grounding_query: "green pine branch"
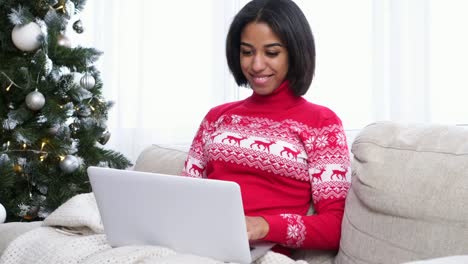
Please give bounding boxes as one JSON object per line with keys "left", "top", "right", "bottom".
{"left": 1, "top": 0, "right": 132, "bottom": 222}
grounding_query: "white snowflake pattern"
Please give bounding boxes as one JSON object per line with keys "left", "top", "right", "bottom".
{"left": 304, "top": 136, "right": 315, "bottom": 149}
{"left": 287, "top": 224, "right": 300, "bottom": 240}
{"left": 315, "top": 135, "right": 329, "bottom": 148}
{"left": 281, "top": 214, "right": 306, "bottom": 248}
{"left": 336, "top": 132, "right": 346, "bottom": 146}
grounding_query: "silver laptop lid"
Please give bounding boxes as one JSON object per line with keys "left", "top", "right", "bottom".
{"left": 87, "top": 166, "right": 252, "bottom": 264}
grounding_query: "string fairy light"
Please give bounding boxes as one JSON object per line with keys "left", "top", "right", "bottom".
{"left": 6, "top": 82, "right": 13, "bottom": 92}
{"left": 5, "top": 140, "right": 51, "bottom": 163}
{"left": 1, "top": 72, "right": 23, "bottom": 91}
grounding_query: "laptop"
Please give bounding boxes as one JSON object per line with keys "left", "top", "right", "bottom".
{"left": 87, "top": 166, "right": 274, "bottom": 264}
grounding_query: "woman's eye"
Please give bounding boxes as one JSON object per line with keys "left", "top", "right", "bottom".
{"left": 241, "top": 50, "right": 253, "bottom": 56}
{"left": 266, "top": 51, "right": 279, "bottom": 57}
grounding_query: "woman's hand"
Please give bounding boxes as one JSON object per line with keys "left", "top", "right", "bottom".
{"left": 245, "top": 216, "right": 269, "bottom": 241}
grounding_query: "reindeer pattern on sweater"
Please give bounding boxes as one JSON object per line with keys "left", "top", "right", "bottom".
{"left": 182, "top": 82, "right": 351, "bottom": 250}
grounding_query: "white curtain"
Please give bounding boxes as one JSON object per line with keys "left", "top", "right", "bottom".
{"left": 71, "top": 0, "right": 468, "bottom": 163}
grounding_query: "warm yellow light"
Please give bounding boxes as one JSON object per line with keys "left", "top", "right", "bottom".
{"left": 41, "top": 142, "right": 46, "bottom": 151}
{"left": 59, "top": 155, "right": 65, "bottom": 161}
{"left": 13, "top": 164, "right": 22, "bottom": 173}
{"left": 40, "top": 155, "right": 45, "bottom": 162}
{"left": 6, "top": 82, "right": 12, "bottom": 92}
{"left": 90, "top": 105, "right": 95, "bottom": 111}
{"left": 22, "top": 143, "right": 26, "bottom": 149}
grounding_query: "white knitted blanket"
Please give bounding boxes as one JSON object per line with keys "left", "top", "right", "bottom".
{"left": 0, "top": 193, "right": 308, "bottom": 264}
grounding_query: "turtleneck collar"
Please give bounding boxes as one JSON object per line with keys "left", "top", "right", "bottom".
{"left": 243, "top": 81, "right": 304, "bottom": 111}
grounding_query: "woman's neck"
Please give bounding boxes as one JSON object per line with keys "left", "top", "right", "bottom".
{"left": 244, "top": 81, "right": 303, "bottom": 111}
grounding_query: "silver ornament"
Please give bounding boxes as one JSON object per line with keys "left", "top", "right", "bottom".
{"left": 59, "top": 155, "right": 79, "bottom": 173}
{"left": 98, "top": 130, "right": 111, "bottom": 145}
{"left": 72, "top": 20, "right": 84, "bottom": 34}
{"left": 57, "top": 34, "right": 72, "bottom": 48}
{"left": 25, "top": 91, "right": 46, "bottom": 111}
{"left": 80, "top": 74, "right": 95, "bottom": 90}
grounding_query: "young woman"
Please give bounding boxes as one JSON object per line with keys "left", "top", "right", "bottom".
{"left": 182, "top": 0, "right": 351, "bottom": 255}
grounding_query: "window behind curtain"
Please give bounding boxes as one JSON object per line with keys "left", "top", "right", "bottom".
{"left": 75, "top": 0, "right": 468, "bottom": 162}
{"left": 239, "top": 0, "right": 468, "bottom": 128}
{"left": 429, "top": 0, "right": 468, "bottom": 125}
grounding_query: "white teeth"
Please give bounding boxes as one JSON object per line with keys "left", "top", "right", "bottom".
{"left": 252, "top": 75, "right": 271, "bottom": 85}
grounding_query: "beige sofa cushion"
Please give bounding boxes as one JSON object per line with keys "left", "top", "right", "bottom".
{"left": 134, "top": 144, "right": 188, "bottom": 175}
{"left": 335, "top": 122, "right": 468, "bottom": 264}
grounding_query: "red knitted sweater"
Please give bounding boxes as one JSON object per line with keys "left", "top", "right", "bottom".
{"left": 182, "top": 81, "right": 351, "bottom": 250}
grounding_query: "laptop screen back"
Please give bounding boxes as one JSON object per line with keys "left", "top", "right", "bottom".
{"left": 87, "top": 166, "right": 252, "bottom": 264}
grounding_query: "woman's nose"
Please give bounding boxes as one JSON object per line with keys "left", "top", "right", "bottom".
{"left": 251, "top": 55, "right": 266, "bottom": 72}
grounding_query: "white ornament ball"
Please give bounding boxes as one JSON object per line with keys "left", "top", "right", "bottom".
{"left": 11, "top": 22, "right": 42, "bottom": 52}
{"left": 60, "top": 155, "right": 80, "bottom": 174}
{"left": 80, "top": 74, "right": 95, "bottom": 90}
{"left": 25, "top": 91, "right": 46, "bottom": 111}
{"left": 0, "top": 203, "right": 6, "bottom": 223}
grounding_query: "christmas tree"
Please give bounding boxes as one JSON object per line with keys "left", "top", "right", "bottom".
{"left": 0, "top": 0, "right": 132, "bottom": 222}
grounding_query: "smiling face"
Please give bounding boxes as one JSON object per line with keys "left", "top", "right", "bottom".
{"left": 240, "top": 22, "right": 289, "bottom": 96}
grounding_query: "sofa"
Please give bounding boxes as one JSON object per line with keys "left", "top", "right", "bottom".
{"left": 1, "top": 121, "right": 468, "bottom": 263}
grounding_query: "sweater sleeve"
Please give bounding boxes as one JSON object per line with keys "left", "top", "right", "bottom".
{"left": 181, "top": 116, "right": 211, "bottom": 178}
{"left": 261, "top": 114, "right": 351, "bottom": 250}
{"left": 181, "top": 101, "right": 241, "bottom": 177}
